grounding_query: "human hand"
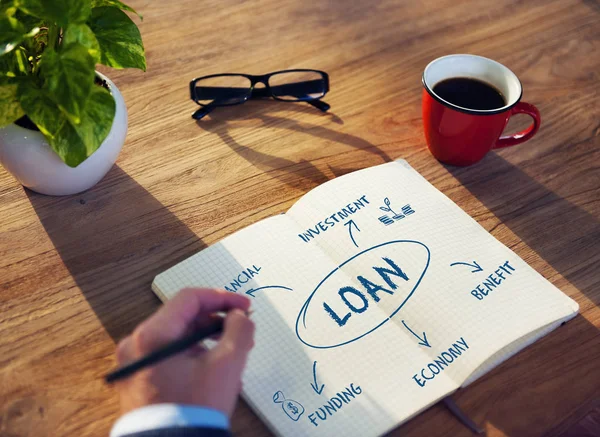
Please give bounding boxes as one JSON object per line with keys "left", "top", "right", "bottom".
{"left": 114, "top": 288, "right": 254, "bottom": 417}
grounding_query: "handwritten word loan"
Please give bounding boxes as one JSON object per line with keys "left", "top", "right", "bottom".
{"left": 323, "top": 257, "right": 408, "bottom": 327}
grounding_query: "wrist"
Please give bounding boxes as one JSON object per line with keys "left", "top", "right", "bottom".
{"left": 111, "top": 404, "right": 230, "bottom": 437}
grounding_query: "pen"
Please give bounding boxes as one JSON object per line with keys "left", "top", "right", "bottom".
{"left": 104, "top": 319, "right": 224, "bottom": 384}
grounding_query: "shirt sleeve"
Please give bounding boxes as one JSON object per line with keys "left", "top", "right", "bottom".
{"left": 110, "top": 404, "right": 229, "bottom": 437}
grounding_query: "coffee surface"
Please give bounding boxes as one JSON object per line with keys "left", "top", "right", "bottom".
{"left": 433, "top": 77, "right": 506, "bottom": 110}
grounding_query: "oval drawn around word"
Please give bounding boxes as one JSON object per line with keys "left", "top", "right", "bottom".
{"left": 296, "top": 240, "right": 430, "bottom": 349}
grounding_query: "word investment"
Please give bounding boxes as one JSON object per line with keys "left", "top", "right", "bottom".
{"left": 298, "top": 195, "right": 370, "bottom": 243}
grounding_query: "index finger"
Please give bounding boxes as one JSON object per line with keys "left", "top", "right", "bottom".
{"left": 134, "top": 288, "right": 250, "bottom": 352}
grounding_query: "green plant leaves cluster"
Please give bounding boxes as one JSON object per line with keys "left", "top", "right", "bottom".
{"left": 0, "top": 0, "right": 145, "bottom": 167}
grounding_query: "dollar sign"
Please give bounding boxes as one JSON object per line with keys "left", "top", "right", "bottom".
{"left": 287, "top": 402, "right": 298, "bottom": 415}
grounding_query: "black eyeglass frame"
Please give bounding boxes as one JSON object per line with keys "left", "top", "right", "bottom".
{"left": 189, "top": 69, "right": 330, "bottom": 119}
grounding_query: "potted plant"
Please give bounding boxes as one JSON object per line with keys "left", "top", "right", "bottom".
{"left": 0, "top": 0, "right": 145, "bottom": 195}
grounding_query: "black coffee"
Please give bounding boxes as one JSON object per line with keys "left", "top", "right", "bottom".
{"left": 432, "top": 77, "right": 506, "bottom": 110}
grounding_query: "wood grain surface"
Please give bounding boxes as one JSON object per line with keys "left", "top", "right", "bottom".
{"left": 1, "top": 0, "right": 599, "bottom": 436}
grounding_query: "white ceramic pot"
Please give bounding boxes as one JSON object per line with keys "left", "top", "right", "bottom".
{"left": 0, "top": 72, "right": 127, "bottom": 196}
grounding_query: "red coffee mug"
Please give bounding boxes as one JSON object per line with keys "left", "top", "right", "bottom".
{"left": 422, "top": 54, "right": 541, "bottom": 166}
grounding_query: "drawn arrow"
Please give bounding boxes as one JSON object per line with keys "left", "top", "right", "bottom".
{"left": 310, "top": 361, "right": 325, "bottom": 395}
{"left": 449, "top": 261, "right": 483, "bottom": 273}
{"left": 246, "top": 286, "right": 293, "bottom": 297}
{"left": 344, "top": 219, "right": 361, "bottom": 248}
{"left": 402, "top": 320, "right": 431, "bottom": 348}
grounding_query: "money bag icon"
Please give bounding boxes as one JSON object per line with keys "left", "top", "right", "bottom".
{"left": 273, "top": 390, "right": 304, "bottom": 421}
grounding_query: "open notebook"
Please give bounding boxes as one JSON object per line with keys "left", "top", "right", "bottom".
{"left": 152, "top": 160, "right": 578, "bottom": 436}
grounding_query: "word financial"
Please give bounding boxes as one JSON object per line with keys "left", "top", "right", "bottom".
{"left": 223, "top": 265, "right": 262, "bottom": 293}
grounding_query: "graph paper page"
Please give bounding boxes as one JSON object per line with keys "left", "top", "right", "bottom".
{"left": 153, "top": 213, "right": 452, "bottom": 437}
{"left": 286, "top": 160, "right": 578, "bottom": 390}
{"left": 152, "top": 160, "right": 578, "bottom": 436}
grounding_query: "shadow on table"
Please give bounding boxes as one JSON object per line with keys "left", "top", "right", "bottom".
{"left": 445, "top": 151, "right": 600, "bottom": 433}
{"left": 26, "top": 165, "right": 344, "bottom": 431}
{"left": 582, "top": 0, "right": 600, "bottom": 14}
{"left": 446, "top": 152, "right": 600, "bottom": 307}
{"left": 195, "top": 100, "right": 391, "bottom": 191}
{"left": 26, "top": 165, "right": 211, "bottom": 341}
{"left": 399, "top": 153, "right": 600, "bottom": 436}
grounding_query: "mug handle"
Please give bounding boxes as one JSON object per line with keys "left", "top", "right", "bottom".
{"left": 493, "top": 102, "right": 541, "bottom": 149}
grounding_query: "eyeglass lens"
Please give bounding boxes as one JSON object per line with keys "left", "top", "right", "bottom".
{"left": 268, "top": 71, "right": 326, "bottom": 101}
{"left": 194, "top": 75, "right": 252, "bottom": 106}
{"left": 194, "top": 71, "right": 326, "bottom": 106}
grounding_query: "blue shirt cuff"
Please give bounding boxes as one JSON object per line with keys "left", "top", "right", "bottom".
{"left": 110, "top": 404, "right": 229, "bottom": 437}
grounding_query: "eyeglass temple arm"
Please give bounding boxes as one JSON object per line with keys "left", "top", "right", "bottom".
{"left": 256, "top": 81, "right": 329, "bottom": 111}
{"left": 258, "top": 80, "right": 327, "bottom": 97}
{"left": 193, "top": 80, "right": 326, "bottom": 101}
{"left": 250, "top": 88, "right": 331, "bottom": 112}
{"left": 254, "top": 82, "right": 330, "bottom": 111}
{"left": 192, "top": 105, "right": 215, "bottom": 120}
{"left": 191, "top": 100, "right": 327, "bottom": 120}
{"left": 247, "top": 86, "right": 329, "bottom": 111}
{"left": 307, "top": 99, "right": 330, "bottom": 112}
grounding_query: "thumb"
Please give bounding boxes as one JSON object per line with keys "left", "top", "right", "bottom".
{"left": 215, "top": 309, "right": 255, "bottom": 359}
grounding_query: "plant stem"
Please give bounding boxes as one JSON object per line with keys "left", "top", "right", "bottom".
{"left": 48, "top": 24, "right": 60, "bottom": 50}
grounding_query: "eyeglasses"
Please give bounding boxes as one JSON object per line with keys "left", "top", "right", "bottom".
{"left": 189, "top": 69, "right": 330, "bottom": 120}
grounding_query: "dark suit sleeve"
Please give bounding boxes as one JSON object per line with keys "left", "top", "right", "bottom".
{"left": 121, "top": 427, "right": 231, "bottom": 437}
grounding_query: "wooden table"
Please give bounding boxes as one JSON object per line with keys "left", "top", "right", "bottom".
{"left": 1, "top": 0, "right": 599, "bottom": 435}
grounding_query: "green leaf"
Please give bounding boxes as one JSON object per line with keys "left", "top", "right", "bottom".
{"left": 0, "top": 46, "right": 29, "bottom": 76}
{"left": 0, "top": 14, "right": 39, "bottom": 56}
{"left": 63, "top": 23, "right": 100, "bottom": 63}
{"left": 13, "top": 6, "right": 43, "bottom": 27}
{"left": 40, "top": 44, "right": 95, "bottom": 123}
{"left": 0, "top": 1, "right": 17, "bottom": 16}
{"left": 15, "top": 0, "right": 90, "bottom": 26}
{"left": 19, "top": 81, "right": 116, "bottom": 167}
{"left": 67, "top": 85, "right": 115, "bottom": 159}
{"left": 17, "top": 80, "right": 66, "bottom": 139}
{"left": 53, "top": 86, "right": 115, "bottom": 166}
{"left": 91, "top": 0, "right": 142, "bottom": 20}
{"left": 88, "top": 7, "right": 145, "bottom": 71}
{"left": 0, "top": 82, "right": 24, "bottom": 126}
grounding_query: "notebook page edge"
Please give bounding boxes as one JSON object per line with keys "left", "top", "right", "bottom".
{"left": 285, "top": 161, "right": 408, "bottom": 219}
{"left": 151, "top": 214, "right": 294, "bottom": 300}
{"left": 460, "top": 310, "right": 578, "bottom": 387}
